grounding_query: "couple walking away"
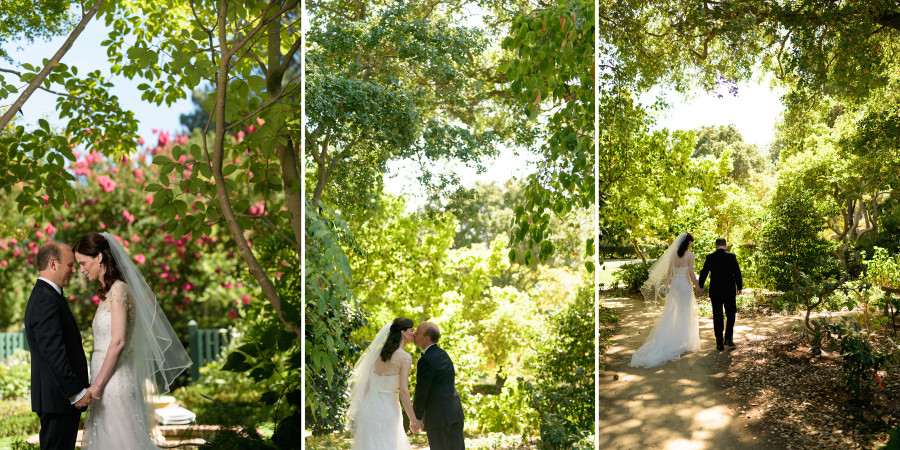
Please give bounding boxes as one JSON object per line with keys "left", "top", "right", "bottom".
{"left": 24, "top": 232, "right": 192, "bottom": 449}
{"left": 630, "top": 233, "right": 743, "bottom": 368}
{"left": 348, "top": 318, "right": 465, "bottom": 450}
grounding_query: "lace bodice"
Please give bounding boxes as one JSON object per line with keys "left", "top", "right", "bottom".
{"left": 370, "top": 349, "right": 411, "bottom": 394}
{"left": 92, "top": 281, "right": 136, "bottom": 357}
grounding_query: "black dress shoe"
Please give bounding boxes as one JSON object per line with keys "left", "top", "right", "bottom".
{"left": 716, "top": 344, "right": 725, "bottom": 351}
{"left": 725, "top": 341, "right": 736, "bottom": 347}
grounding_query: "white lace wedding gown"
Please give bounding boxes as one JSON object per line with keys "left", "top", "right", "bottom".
{"left": 630, "top": 265, "right": 701, "bottom": 368}
{"left": 351, "top": 348, "right": 412, "bottom": 450}
{"left": 82, "top": 280, "right": 158, "bottom": 449}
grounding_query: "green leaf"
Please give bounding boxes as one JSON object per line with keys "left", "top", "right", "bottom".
{"left": 221, "top": 351, "right": 251, "bottom": 372}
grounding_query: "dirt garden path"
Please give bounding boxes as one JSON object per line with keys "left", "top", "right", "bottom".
{"left": 598, "top": 294, "right": 803, "bottom": 450}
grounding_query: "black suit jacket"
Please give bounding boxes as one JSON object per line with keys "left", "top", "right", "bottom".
{"left": 24, "top": 279, "right": 89, "bottom": 414}
{"left": 413, "top": 345, "right": 465, "bottom": 431}
{"left": 699, "top": 248, "right": 743, "bottom": 299}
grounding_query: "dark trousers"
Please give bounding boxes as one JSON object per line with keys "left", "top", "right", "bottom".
{"left": 37, "top": 411, "right": 81, "bottom": 450}
{"left": 426, "top": 420, "right": 465, "bottom": 450}
{"left": 712, "top": 296, "right": 737, "bottom": 345}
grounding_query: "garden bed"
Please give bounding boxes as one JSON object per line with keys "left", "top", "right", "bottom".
{"left": 714, "top": 329, "right": 900, "bottom": 449}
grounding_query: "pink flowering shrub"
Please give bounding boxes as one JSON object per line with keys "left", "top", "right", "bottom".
{"left": 0, "top": 129, "right": 257, "bottom": 331}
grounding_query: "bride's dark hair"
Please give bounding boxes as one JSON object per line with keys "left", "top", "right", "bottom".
{"left": 677, "top": 233, "right": 694, "bottom": 258}
{"left": 73, "top": 232, "right": 124, "bottom": 300}
{"left": 380, "top": 317, "right": 414, "bottom": 362}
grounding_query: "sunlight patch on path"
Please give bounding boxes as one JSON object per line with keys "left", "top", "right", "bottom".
{"left": 599, "top": 294, "right": 776, "bottom": 450}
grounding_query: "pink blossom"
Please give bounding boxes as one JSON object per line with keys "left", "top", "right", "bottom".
{"left": 35, "top": 231, "right": 45, "bottom": 240}
{"left": 1, "top": 260, "right": 7, "bottom": 267}
{"left": 144, "top": 194, "right": 154, "bottom": 205}
{"left": 68, "top": 295, "right": 75, "bottom": 303}
{"left": 134, "top": 254, "right": 145, "bottom": 264}
{"left": 132, "top": 233, "right": 141, "bottom": 242}
{"left": 182, "top": 283, "right": 194, "bottom": 292}
{"left": 27, "top": 257, "right": 34, "bottom": 265}
{"left": 183, "top": 297, "right": 190, "bottom": 305}
{"left": 228, "top": 310, "right": 238, "bottom": 320}
{"left": 215, "top": 267, "right": 222, "bottom": 275}
{"left": 91, "top": 295, "right": 101, "bottom": 306}
{"left": 276, "top": 272, "right": 282, "bottom": 279}
{"left": 0, "top": 241, "right": 7, "bottom": 251}
{"left": 248, "top": 200, "right": 265, "bottom": 216}
{"left": 158, "top": 131, "right": 169, "bottom": 147}
{"left": 42, "top": 195, "right": 50, "bottom": 207}
{"left": 123, "top": 209, "right": 135, "bottom": 224}
{"left": 100, "top": 222, "right": 106, "bottom": 230}
{"left": 177, "top": 154, "right": 186, "bottom": 164}
{"left": 73, "top": 160, "right": 90, "bottom": 176}
{"left": 13, "top": 249, "right": 21, "bottom": 258}
{"left": 97, "top": 175, "right": 116, "bottom": 193}
{"left": 152, "top": 128, "right": 158, "bottom": 134}
{"left": 194, "top": 253, "right": 201, "bottom": 259}
{"left": 236, "top": 283, "right": 243, "bottom": 288}
{"left": 9, "top": 238, "right": 16, "bottom": 245}
{"left": 113, "top": 234, "right": 122, "bottom": 243}
{"left": 86, "top": 151, "right": 103, "bottom": 166}
{"left": 257, "top": 117, "right": 265, "bottom": 126}
{"left": 241, "top": 295, "right": 251, "bottom": 305}
{"left": 44, "top": 223, "right": 56, "bottom": 236}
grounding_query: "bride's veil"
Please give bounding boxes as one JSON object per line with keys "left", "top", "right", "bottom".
{"left": 640, "top": 233, "right": 688, "bottom": 303}
{"left": 346, "top": 322, "right": 391, "bottom": 430}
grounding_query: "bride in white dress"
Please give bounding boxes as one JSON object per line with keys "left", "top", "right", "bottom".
{"left": 347, "top": 317, "right": 423, "bottom": 449}
{"left": 630, "top": 233, "right": 704, "bottom": 368}
{"left": 73, "top": 232, "right": 192, "bottom": 448}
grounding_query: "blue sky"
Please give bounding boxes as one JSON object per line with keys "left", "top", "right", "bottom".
{"left": 3, "top": 17, "right": 194, "bottom": 149}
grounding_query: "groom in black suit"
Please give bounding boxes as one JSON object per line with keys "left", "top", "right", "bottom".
{"left": 699, "top": 238, "right": 743, "bottom": 351}
{"left": 412, "top": 322, "right": 465, "bottom": 450}
{"left": 24, "top": 242, "right": 96, "bottom": 449}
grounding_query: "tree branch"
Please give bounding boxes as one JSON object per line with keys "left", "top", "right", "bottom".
{"left": 0, "top": 0, "right": 103, "bottom": 131}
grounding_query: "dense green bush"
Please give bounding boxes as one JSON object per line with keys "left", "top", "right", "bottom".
{"left": 612, "top": 262, "right": 652, "bottom": 293}
{"left": 0, "top": 350, "right": 31, "bottom": 400}
{"left": 467, "top": 377, "right": 538, "bottom": 435}
{"left": 525, "top": 286, "right": 593, "bottom": 449}
{"left": 760, "top": 193, "right": 839, "bottom": 291}
{"left": 0, "top": 397, "right": 39, "bottom": 443}
{"left": 827, "top": 318, "right": 900, "bottom": 398}
{"left": 598, "top": 244, "right": 636, "bottom": 259}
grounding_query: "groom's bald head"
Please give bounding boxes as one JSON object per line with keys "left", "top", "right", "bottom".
{"left": 415, "top": 322, "right": 440, "bottom": 349}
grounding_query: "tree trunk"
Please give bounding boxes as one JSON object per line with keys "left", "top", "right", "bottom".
{"left": 264, "top": 14, "right": 302, "bottom": 253}
{"left": 211, "top": 0, "right": 299, "bottom": 341}
{"left": 631, "top": 238, "right": 646, "bottom": 263}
